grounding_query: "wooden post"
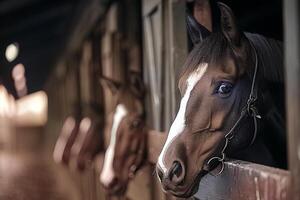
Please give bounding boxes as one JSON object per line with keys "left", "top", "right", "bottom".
{"left": 284, "top": 0, "right": 300, "bottom": 199}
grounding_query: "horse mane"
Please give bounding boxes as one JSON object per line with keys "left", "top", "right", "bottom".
{"left": 246, "top": 33, "right": 286, "bottom": 169}
{"left": 245, "top": 33, "right": 283, "bottom": 83}
{"left": 179, "top": 33, "right": 231, "bottom": 92}
{"left": 179, "top": 32, "right": 283, "bottom": 93}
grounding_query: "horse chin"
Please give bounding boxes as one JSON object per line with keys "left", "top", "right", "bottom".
{"left": 106, "top": 181, "right": 128, "bottom": 196}
{"left": 166, "top": 170, "right": 207, "bottom": 198}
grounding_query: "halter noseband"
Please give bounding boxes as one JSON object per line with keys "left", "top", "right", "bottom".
{"left": 206, "top": 41, "right": 261, "bottom": 175}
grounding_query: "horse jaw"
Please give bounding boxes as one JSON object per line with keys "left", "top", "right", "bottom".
{"left": 157, "top": 63, "right": 208, "bottom": 174}
{"left": 100, "top": 104, "right": 128, "bottom": 187}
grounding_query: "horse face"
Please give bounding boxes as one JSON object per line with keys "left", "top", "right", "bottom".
{"left": 100, "top": 75, "right": 146, "bottom": 195}
{"left": 156, "top": 3, "right": 254, "bottom": 197}
{"left": 157, "top": 59, "right": 253, "bottom": 196}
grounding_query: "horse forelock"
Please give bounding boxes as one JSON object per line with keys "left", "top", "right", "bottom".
{"left": 179, "top": 33, "right": 235, "bottom": 94}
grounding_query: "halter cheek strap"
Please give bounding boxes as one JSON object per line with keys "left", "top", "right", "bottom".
{"left": 206, "top": 41, "right": 261, "bottom": 175}
{"left": 128, "top": 127, "right": 147, "bottom": 178}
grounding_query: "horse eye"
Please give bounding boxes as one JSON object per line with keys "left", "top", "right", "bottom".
{"left": 216, "top": 82, "right": 233, "bottom": 97}
{"left": 130, "top": 119, "right": 141, "bottom": 129}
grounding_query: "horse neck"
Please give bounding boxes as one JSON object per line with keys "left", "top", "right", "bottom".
{"left": 246, "top": 32, "right": 283, "bottom": 83}
{"left": 255, "top": 38, "right": 286, "bottom": 168}
{"left": 230, "top": 135, "right": 277, "bottom": 167}
{"left": 258, "top": 83, "right": 287, "bottom": 169}
{"left": 229, "top": 34, "right": 286, "bottom": 168}
{"left": 230, "top": 83, "right": 286, "bottom": 169}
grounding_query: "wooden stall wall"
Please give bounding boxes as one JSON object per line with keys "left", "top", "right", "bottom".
{"left": 44, "top": 53, "right": 86, "bottom": 200}
{"left": 45, "top": 0, "right": 183, "bottom": 198}
{"left": 195, "top": 160, "right": 290, "bottom": 200}
{"left": 142, "top": 0, "right": 188, "bottom": 199}
{"left": 284, "top": 0, "right": 300, "bottom": 199}
{"left": 45, "top": 33, "right": 107, "bottom": 200}
{"left": 142, "top": 0, "right": 187, "bottom": 131}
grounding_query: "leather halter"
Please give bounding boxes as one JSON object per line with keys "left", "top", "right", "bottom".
{"left": 128, "top": 130, "right": 147, "bottom": 178}
{"left": 206, "top": 40, "right": 261, "bottom": 175}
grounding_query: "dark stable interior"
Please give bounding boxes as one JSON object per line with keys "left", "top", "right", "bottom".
{"left": 0, "top": 0, "right": 282, "bottom": 97}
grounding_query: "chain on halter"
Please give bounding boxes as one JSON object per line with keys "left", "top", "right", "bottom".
{"left": 206, "top": 41, "right": 262, "bottom": 176}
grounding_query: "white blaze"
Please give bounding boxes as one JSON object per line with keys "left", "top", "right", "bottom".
{"left": 157, "top": 63, "right": 208, "bottom": 173}
{"left": 100, "top": 104, "right": 128, "bottom": 186}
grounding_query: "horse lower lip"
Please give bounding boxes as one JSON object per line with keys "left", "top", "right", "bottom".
{"left": 169, "top": 181, "right": 200, "bottom": 198}
{"left": 108, "top": 183, "right": 127, "bottom": 195}
{"left": 166, "top": 171, "right": 205, "bottom": 198}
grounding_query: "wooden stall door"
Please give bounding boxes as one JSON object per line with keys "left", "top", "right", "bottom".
{"left": 142, "top": 0, "right": 187, "bottom": 144}
{"left": 143, "top": 0, "right": 164, "bottom": 131}
{"left": 142, "top": 0, "right": 188, "bottom": 199}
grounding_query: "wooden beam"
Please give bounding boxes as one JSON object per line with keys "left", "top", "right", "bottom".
{"left": 195, "top": 160, "right": 291, "bottom": 200}
{"left": 284, "top": 0, "right": 300, "bottom": 199}
{"left": 147, "top": 130, "right": 167, "bottom": 164}
{"left": 56, "top": 0, "right": 113, "bottom": 68}
{"left": 62, "top": 0, "right": 104, "bottom": 57}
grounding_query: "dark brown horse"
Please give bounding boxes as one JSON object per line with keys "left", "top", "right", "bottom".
{"left": 99, "top": 73, "right": 147, "bottom": 196}
{"left": 156, "top": 2, "right": 285, "bottom": 198}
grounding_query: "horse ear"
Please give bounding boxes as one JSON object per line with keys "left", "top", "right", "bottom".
{"left": 218, "top": 2, "right": 241, "bottom": 46}
{"left": 99, "top": 77, "right": 121, "bottom": 95}
{"left": 186, "top": 11, "right": 211, "bottom": 46}
{"left": 129, "top": 72, "right": 145, "bottom": 99}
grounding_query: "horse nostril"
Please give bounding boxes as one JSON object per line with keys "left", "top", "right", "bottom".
{"left": 169, "top": 160, "right": 185, "bottom": 184}
{"left": 156, "top": 166, "right": 164, "bottom": 182}
{"left": 173, "top": 161, "right": 182, "bottom": 177}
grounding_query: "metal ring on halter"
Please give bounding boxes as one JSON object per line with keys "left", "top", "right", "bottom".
{"left": 207, "top": 156, "right": 225, "bottom": 176}
{"left": 206, "top": 137, "right": 227, "bottom": 176}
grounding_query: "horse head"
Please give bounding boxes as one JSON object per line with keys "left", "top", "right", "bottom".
{"left": 156, "top": 3, "right": 261, "bottom": 197}
{"left": 100, "top": 73, "right": 147, "bottom": 195}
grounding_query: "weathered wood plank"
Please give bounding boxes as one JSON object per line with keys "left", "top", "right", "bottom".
{"left": 195, "top": 160, "right": 291, "bottom": 200}
{"left": 284, "top": 0, "right": 300, "bottom": 199}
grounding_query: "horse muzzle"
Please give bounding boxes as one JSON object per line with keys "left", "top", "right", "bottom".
{"left": 156, "top": 162, "right": 206, "bottom": 198}
{"left": 156, "top": 159, "right": 186, "bottom": 188}
{"left": 101, "top": 175, "right": 127, "bottom": 195}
